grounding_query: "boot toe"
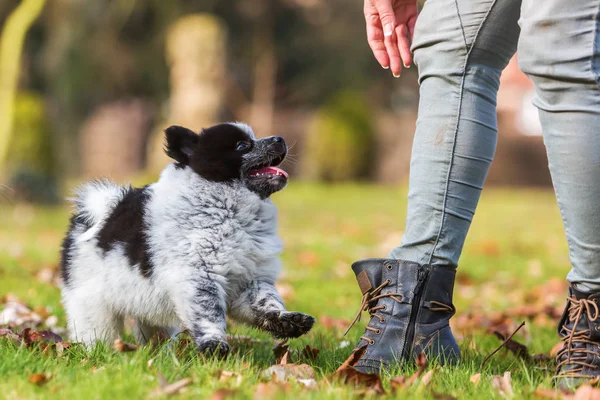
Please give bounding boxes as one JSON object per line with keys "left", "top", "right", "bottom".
{"left": 354, "top": 359, "right": 386, "bottom": 374}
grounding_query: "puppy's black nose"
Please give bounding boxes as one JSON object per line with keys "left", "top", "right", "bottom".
{"left": 270, "top": 136, "right": 286, "bottom": 153}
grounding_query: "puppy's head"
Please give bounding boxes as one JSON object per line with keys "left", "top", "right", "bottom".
{"left": 164, "top": 123, "right": 288, "bottom": 198}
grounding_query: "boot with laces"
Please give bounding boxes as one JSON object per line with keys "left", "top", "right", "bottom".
{"left": 554, "top": 286, "right": 600, "bottom": 389}
{"left": 344, "top": 258, "right": 460, "bottom": 373}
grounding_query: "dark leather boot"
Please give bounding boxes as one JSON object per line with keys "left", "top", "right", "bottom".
{"left": 345, "top": 258, "right": 460, "bottom": 373}
{"left": 554, "top": 286, "right": 600, "bottom": 389}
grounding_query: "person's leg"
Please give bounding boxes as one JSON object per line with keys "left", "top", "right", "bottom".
{"left": 348, "top": 0, "right": 521, "bottom": 373}
{"left": 390, "top": 0, "right": 520, "bottom": 266}
{"left": 518, "top": 0, "right": 600, "bottom": 388}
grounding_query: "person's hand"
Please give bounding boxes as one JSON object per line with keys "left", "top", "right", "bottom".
{"left": 364, "top": 0, "right": 418, "bottom": 77}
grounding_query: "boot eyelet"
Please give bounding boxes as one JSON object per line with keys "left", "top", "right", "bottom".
{"left": 369, "top": 340, "right": 375, "bottom": 345}
{"left": 375, "top": 329, "right": 381, "bottom": 334}
{"left": 385, "top": 279, "right": 391, "bottom": 285}
{"left": 596, "top": 326, "right": 600, "bottom": 331}
{"left": 381, "top": 319, "right": 386, "bottom": 323}
{"left": 386, "top": 264, "right": 393, "bottom": 270}
{"left": 382, "top": 305, "right": 387, "bottom": 311}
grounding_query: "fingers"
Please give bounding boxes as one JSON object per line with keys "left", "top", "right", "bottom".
{"left": 373, "top": 0, "right": 402, "bottom": 77}
{"left": 365, "top": 1, "right": 390, "bottom": 69}
{"left": 366, "top": 13, "right": 390, "bottom": 69}
{"left": 384, "top": 28, "right": 402, "bottom": 77}
{"left": 396, "top": 24, "right": 412, "bottom": 68}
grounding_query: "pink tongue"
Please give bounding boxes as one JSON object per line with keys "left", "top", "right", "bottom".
{"left": 249, "top": 166, "right": 289, "bottom": 178}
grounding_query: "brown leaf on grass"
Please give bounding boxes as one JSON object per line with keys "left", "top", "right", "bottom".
{"left": 333, "top": 368, "right": 385, "bottom": 394}
{"left": 262, "top": 364, "right": 315, "bottom": 382}
{"left": 55, "top": 341, "right": 70, "bottom": 355}
{"left": 253, "top": 382, "right": 291, "bottom": 400}
{"left": 150, "top": 377, "right": 192, "bottom": 397}
{"left": 302, "top": 345, "right": 320, "bottom": 362}
{"left": 335, "top": 345, "right": 368, "bottom": 372}
{"left": 420, "top": 367, "right": 440, "bottom": 387}
{"left": 491, "top": 372, "right": 514, "bottom": 399}
{"left": 19, "top": 328, "right": 63, "bottom": 348}
{"left": 215, "top": 370, "right": 243, "bottom": 386}
{"left": 534, "top": 388, "right": 570, "bottom": 399}
{"left": 572, "top": 385, "right": 600, "bottom": 400}
{"left": 0, "top": 328, "right": 20, "bottom": 343}
{"left": 273, "top": 340, "right": 289, "bottom": 364}
{"left": 330, "top": 344, "right": 385, "bottom": 394}
{"left": 113, "top": 338, "right": 138, "bottom": 352}
{"left": 29, "top": 373, "right": 50, "bottom": 386}
{"left": 493, "top": 330, "right": 530, "bottom": 360}
{"left": 403, "top": 353, "right": 428, "bottom": 388}
{"left": 210, "top": 388, "right": 238, "bottom": 400}
{"left": 469, "top": 373, "right": 481, "bottom": 386}
{"left": 389, "top": 353, "right": 429, "bottom": 393}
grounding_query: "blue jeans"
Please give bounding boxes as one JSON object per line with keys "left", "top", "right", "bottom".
{"left": 389, "top": 0, "right": 600, "bottom": 291}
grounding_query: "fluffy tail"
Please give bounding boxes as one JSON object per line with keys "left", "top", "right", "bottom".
{"left": 70, "top": 180, "right": 129, "bottom": 226}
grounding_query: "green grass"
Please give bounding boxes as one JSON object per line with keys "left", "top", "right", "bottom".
{"left": 0, "top": 183, "right": 570, "bottom": 399}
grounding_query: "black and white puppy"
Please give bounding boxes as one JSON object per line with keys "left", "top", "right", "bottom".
{"left": 60, "top": 122, "right": 315, "bottom": 355}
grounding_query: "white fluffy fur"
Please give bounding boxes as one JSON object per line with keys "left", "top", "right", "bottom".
{"left": 62, "top": 164, "right": 284, "bottom": 346}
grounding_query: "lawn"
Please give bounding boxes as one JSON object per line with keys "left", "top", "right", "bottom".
{"left": 0, "top": 182, "right": 574, "bottom": 399}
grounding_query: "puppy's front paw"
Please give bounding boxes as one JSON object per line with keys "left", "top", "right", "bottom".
{"left": 197, "top": 339, "right": 230, "bottom": 358}
{"left": 262, "top": 311, "right": 315, "bottom": 339}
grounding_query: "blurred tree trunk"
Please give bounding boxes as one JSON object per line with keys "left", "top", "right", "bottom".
{"left": 0, "top": 0, "right": 46, "bottom": 177}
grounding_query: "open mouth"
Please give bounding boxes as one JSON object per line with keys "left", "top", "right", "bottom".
{"left": 248, "top": 154, "right": 289, "bottom": 179}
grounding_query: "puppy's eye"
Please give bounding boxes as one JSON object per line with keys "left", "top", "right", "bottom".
{"left": 235, "top": 141, "right": 251, "bottom": 151}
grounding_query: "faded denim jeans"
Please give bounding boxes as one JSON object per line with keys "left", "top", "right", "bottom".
{"left": 389, "top": 0, "right": 600, "bottom": 291}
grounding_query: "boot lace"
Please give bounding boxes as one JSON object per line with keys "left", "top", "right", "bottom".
{"left": 555, "top": 296, "right": 600, "bottom": 378}
{"left": 344, "top": 279, "right": 404, "bottom": 344}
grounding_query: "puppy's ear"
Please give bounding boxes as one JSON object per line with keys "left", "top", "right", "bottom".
{"left": 164, "top": 126, "right": 198, "bottom": 164}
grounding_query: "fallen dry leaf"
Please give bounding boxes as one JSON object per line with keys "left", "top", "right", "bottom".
{"left": 150, "top": 377, "right": 192, "bottom": 397}
{"left": 113, "top": 338, "right": 138, "bottom": 352}
{"left": 420, "top": 367, "right": 440, "bottom": 387}
{"left": 331, "top": 343, "right": 384, "bottom": 394}
{"left": 302, "top": 345, "right": 320, "bottom": 362}
{"left": 491, "top": 372, "right": 514, "bottom": 399}
{"left": 335, "top": 345, "right": 367, "bottom": 372}
{"left": 333, "top": 367, "right": 385, "bottom": 394}
{"left": 273, "top": 340, "right": 289, "bottom": 364}
{"left": 573, "top": 385, "right": 600, "bottom": 400}
{"left": 215, "top": 370, "right": 243, "bottom": 386}
{"left": 0, "top": 328, "right": 20, "bottom": 343}
{"left": 253, "top": 382, "right": 291, "bottom": 400}
{"left": 262, "top": 364, "right": 315, "bottom": 382}
{"left": 469, "top": 373, "right": 481, "bottom": 386}
{"left": 534, "top": 388, "right": 569, "bottom": 399}
{"left": 54, "top": 341, "right": 70, "bottom": 355}
{"left": 209, "top": 388, "right": 238, "bottom": 400}
{"left": 28, "top": 373, "right": 50, "bottom": 386}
